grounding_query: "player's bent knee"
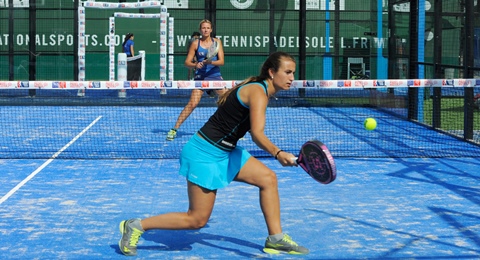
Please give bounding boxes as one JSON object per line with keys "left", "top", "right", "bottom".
{"left": 258, "top": 170, "right": 278, "bottom": 189}
{"left": 188, "top": 217, "right": 209, "bottom": 229}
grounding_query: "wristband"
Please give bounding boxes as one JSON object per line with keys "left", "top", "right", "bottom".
{"left": 274, "top": 150, "right": 283, "bottom": 160}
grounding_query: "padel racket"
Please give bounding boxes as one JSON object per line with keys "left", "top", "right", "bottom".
{"left": 296, "top": 140, "right": 336, "bottom": 184}
{"left": 204, "top": 39, "right": 219, "bottom": 62}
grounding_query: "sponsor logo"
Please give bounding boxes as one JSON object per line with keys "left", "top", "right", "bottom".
{"left": 221, "top": 140, "right": 235, "bottom": 147}
{"left": 456, "top": 79, "right": 470, "bottom": 87}
{"left": 213, "top": 81, "right": 228, "bottom": 88}
{"left": 70, "top": 82, "right": 86, "bottom": 89}
{"left": 52, "top": 81, "right": 66, "bottom": 88}
{"left": 373, "top": 80, "right": 386, "bottom": 86}
{"left": 177, "top": 81, "right": 192, "bottom": 89}
{"left": 442, "top": 79, "right": 454, "bottom": 86}
{"left": 18, "top": 81, "right": 29, "bottom": 88}
{"left": 407, "top": 80, "right": 421, "bottom": 86}
{"left": 0, "top": 82, "right": 15, "bottom": 88}
{"left": 305, "top": 80, "right": 315, "bottom": 87}
{"left": 106, "top": 81, "right": 122, "bottom": 89}
{"left": 354, "top": 80, "right": 368, "bottom": 87}
{"left": 34, "top": 81, "right": 49, "bottom": 88}
{"left": 388, "top": 80, "right": 405, "bottom": 87}
{"left": 318, "top": 80, "right": 335, "bottom": 87}
{"left": 89, "top": 81, "right": 101, "bottom": 88}
{"left": 140, "top": 81, "right": 157, "bottom": 88}
{"left": 344, "top": 80, "right": 351, "bottom": 87}
{"left": 423, "top": 79, "right": 440, "bottom": 86}
{"left": 161, "top": 81, "right": 172, "bottom": 88}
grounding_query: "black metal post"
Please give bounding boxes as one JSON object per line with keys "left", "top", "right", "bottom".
{"left": 29, "top": 0, "right": 36, "bottom": 96}
{"left": 298, "top": 0, "right": 306, "bottom": 80}
{"left": 407, "top": 0, "right": 419, "bottom": 120}
{"left": 298, "top": 0, "right": 306, "bottom": 98}
{"left": 211, "top": 0, "right": 216, "bottom": 36}
{"left": 8, "top": 0, "right": 14, "bottom": 80}
{"left": 463, "top": 0, "right": 475, "bottom": 140}
{"left": 74, "top": 0, "right": 79, "bottom": 80}
{"left": 432, "top": 0, "right": 443, "bottom": 129}
{"left": 268, "top": 0, "right": 276, "bottom": 54}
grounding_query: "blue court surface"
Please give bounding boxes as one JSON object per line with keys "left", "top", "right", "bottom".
{"left": 0, "top": 100, "right": 480, "bottom": 259}
{"left": 1, "top": 156, "right": 480, "bottom": 259}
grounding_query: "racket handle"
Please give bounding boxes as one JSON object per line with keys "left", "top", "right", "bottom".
{"left": 292, "top": 157, "right": 299, "bottom": 165}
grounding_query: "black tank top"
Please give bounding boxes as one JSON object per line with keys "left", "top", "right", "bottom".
{"left": 198, "top": 81, "right": 268, "bottom": 151}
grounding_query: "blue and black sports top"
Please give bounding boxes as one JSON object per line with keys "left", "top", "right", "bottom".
{"left": 194, "top": 39, "right": 222, "bottom": 80}
{"left": 198, "top": 81, "right": 268, "bottom": 151}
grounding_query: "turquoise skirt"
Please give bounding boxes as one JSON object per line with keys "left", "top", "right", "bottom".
{"left": 179, "top": 134, "right": 251, "bottom": 190}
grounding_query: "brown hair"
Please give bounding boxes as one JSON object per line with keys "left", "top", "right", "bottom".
{"left": 217, "top": 51, "right": 295, "bottom": 105}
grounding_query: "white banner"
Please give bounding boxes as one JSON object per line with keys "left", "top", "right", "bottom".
{"left": 0, "top": 0, "right": 29, "bottom": 8}
{"left": 1, "top": 79, "right": 478, "bottom": 90}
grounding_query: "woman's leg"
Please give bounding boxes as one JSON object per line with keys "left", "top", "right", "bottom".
{"left": 234, "top": 157, "right": 281, "bottom": 235}
{"left": 173, "top": 89, "right": 204, "bottom": 129}
{"left": 141, "top": 181, "right": 217, "bottom": 230}
{"left": 233, "top": 157, "right": 309, "bottom": 255}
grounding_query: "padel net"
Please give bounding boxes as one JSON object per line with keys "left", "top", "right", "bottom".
{"left": 0, "top": 79, "right": 479, "bottom": 159}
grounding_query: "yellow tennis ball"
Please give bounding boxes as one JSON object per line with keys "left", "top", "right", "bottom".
{"left": 364, "top": 118, "right": 377, "bottom": 131}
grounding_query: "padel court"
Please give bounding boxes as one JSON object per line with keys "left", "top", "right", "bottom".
{"left": 1, "top": 89, "right": 479, "bottom": 259}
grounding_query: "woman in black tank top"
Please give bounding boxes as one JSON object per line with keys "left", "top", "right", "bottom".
{"left": 118, "top": 52, "right": 310, "bottom": 256}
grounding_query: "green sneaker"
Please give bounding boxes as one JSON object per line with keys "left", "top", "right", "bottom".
{"left": 263, "top": 234, "right": 309, "bottom": 255}
{"left": 166, "top": 128, "right": 177, "bottom": 141}
{"left": 118, "top": 219, "right": 144, "bottom": 256}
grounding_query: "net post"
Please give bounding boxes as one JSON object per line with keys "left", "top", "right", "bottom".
{"left": 168, "top": 16, "right": 175, "bottom": 81}
{"left": 117, "top": 53, "right": 127, "bottom": 81}
{"left": 78, "top": 5, "right": 86, "bottom": 81}
{"left": 159, "top": 5, "right": 168, "bottom": 95}
{"left": 117, "top": 53, "right": 127, "bottom": 98}
{"left": 139, "top": 51, "right": 146, "bottom": 81}
{"left": 108, "top": 16, "right": 116, "bottom": 81}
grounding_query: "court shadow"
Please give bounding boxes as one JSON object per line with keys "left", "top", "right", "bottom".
{"left": 144, "top": 229, "right": 264, "bottom": 256}
{"left": 430, "top": 207, "right": 480, "bottom": 248}
{"left": 111, "top": 229, "right": 265, "bottom": 258}
{"left": 387, "top": 158, "right": 480, "bottom": 206}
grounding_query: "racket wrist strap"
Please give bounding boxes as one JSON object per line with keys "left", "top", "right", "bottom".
{"left": 274, "top": 149, "right": 283, "bottom": 160}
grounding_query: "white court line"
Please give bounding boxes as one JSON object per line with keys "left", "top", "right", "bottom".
{"left": 0, "top": 116, "right": 103, "bottom": 205}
